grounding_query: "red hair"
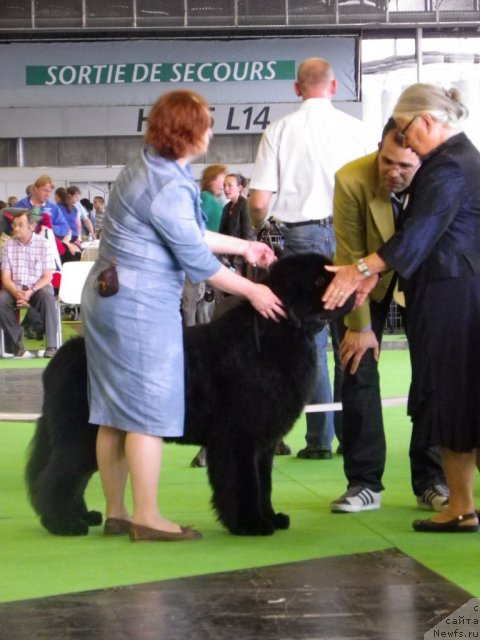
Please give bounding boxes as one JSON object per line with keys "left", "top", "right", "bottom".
{"left": 145, "top": 90, "right": 211, "bottom": 160}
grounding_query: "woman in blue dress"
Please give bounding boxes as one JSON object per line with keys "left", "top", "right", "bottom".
{"left": 81, "top": 90, "right": 284, "bottom": 542}
{"left": 322, "top": 83, "right": 480, "bottom": 533}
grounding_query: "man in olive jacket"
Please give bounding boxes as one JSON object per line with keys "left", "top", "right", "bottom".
{"left": 330, "top": 118, "right": 448, "bottom": 513}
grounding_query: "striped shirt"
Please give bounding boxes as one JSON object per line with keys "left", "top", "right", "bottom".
{"left": 1, "top": 232, "right": 54, "bottom": 289}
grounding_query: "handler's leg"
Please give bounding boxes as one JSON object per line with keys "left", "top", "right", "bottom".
{"left": 125, "top": 432, "right": 182, "bottom": 532}
{"left": 429, "top": 449, "right": 477, "bottom": 523}
{"left": 96, "top": 425, "right": 130, "bottom": 521}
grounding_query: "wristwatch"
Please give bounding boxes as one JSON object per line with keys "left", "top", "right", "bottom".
{"left": 356, "top": 258, "right": 372, "bottom": 278}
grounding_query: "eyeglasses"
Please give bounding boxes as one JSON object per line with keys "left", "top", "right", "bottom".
{"left": 396, "top": 116, "right": 417, "bottom": 143}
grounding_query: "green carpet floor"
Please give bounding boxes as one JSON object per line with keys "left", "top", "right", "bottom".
{"left": 1, "top": 347, "right": 479, "bottom": 604}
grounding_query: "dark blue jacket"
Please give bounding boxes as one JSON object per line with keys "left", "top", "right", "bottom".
{"left": 378, "top": 132, "right": 480, "bottom": 283}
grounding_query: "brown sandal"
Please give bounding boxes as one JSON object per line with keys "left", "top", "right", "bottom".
{"left": 129, "top": 523, "right": 202, "bottom": 542}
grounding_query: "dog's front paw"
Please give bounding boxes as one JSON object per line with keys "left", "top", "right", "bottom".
{"left": 229, "top": 518, "right": 276, "bottom": 536}
{"left": 41, "top": 515, "right": 89, "bottom": 536}
{"left": 274, "top": 512, "right": 290, "bottom": 530}
{"left": 84, "top": 510, "right": 103, "bottom": 526}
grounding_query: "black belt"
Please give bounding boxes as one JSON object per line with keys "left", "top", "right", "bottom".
{"left": 284, "top": 217, "right": 333, "bottom": 229}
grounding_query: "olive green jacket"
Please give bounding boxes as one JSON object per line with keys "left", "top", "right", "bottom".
{"left": 333, "top": 150, "right": 397, "bottom": 331}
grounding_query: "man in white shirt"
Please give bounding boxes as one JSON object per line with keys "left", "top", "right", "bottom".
{"left": 249, "top": 57, "right": 371, "bottom": 459}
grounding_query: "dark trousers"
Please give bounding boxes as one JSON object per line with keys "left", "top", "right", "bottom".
{"left": 340, "top": 292, "right": 445, "bottom": 495}
{"left": 0, "top": 286, "right": 58, "bottom": 349}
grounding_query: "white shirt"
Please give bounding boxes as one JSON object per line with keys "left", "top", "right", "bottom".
{"left": 249, "top": 98, "right": 372, "bottom": 223}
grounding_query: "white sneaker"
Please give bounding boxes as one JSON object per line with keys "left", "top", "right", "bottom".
{"left": 416, "top": 484, "right": 449, "bottom": 512}
{"left": 15, "top": 350, "right": 33, "bottom": 359}
{"left": 331, "top": 486, "right": 382, "bottom": 513}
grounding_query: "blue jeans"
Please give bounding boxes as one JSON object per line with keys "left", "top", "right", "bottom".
{"left": 283, "top": 223, "right": 342, "bottom": 451}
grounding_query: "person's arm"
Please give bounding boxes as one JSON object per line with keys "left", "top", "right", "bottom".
{"left": 204, "top": 230, "right": 275, "bottom": 269}
{"left": 248, "top": 189, "right": 272, "bottom": 230}
{"left": 238, "top": 198, "right": 256, "bottom": 241}
{"left": 333, "top": 167, "right": 380, "bottom": 374}
{"left": 333, "top": 169, "right": 374, "bottom": 332}
{"left": 83, "top": 215, "right": 95, "bottom": 238}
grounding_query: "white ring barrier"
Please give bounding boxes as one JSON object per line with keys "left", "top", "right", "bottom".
{"left": 305, "top": 396, "right": 408, "bottom": 412}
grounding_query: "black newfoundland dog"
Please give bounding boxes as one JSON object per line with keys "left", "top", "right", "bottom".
{"left": 26, "top": 253, "right": 353, "bottom": 536}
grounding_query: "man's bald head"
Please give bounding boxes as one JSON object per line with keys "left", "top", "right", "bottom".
{"left": 295, "top": 58, "right": 336, "bottom": 99}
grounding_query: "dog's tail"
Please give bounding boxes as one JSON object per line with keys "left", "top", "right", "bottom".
{"left": 25, "top": 416, "right": 52, "bottom": 515}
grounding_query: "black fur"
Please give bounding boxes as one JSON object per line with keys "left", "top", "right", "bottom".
{"left": 25, "top": 253, "right": 353, "bottom": 536}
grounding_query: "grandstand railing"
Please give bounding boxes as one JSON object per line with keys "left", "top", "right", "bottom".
{"left": 0, "top": 0, "right": 479, "bottom": 32}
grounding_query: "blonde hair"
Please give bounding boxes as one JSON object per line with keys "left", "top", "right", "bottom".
{"left": 34, "top": 174, "right": 55, "bottom": 189}
{"left": 393, "top": 83, "right": 468, "bottom": 126}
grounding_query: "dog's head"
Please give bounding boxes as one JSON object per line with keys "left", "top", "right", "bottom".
{"left": 264, "top": 253, "right": 355, "bottom": 330}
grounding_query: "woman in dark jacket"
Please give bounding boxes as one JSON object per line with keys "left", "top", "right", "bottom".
{"left": 219, "top": 173, "right": 255, "bottom": 274}
{"left": 323, "top": 83, "right": 480, "bottom": 533}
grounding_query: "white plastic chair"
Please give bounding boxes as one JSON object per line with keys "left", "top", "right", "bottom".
{"left": 0, "top": 328, "right": 13, "bottom": 358}
{"left": 56, "top": 261, "right": 95, "bottom": 346}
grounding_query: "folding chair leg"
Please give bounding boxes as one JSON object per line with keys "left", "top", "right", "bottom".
{"left": 56, "top": 300, "right": 63, "bottom": 348}
{"left": 0, "top": 328, "right": 13, "bottom": 358}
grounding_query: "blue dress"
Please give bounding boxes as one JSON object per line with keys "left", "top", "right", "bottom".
{"left": 81, "top": 146, "right": 221, "bottom": 436}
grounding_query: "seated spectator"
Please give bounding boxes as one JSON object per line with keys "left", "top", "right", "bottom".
{"left": 0, "top": 210, "right": 58, "bottom": 358}
{"left": 55, "top": 187, "right": 82, "bottom": 262}
{"left": 14, "top": 175, "right": 70, "bottom": 242}
{"left": 7, "top": 196, "right": 18, "bottom": 207}
{"left": 67, "top": 186, "right": 95, "bottom": 240}
{"left": 80, "top": 198, "right": 95, "bottom": 238}
{"left": 92, "top": 195, "right": 106, "bottom": 238}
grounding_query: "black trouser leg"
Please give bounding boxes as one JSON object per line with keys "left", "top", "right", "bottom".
{"left": 340, "top": 296, "right": 391, "bottom": 492}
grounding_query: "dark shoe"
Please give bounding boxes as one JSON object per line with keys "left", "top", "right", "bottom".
{"left": 104, "top": 517, "right": 131, "bottom": 535}
{"left": 297, "top": 447, "right": 332, "bottom": 460}
{"left": 129, "top": 523, "right": 202, "bottom": 542}
{"left": 190, "top": 447, "right": 207, "bottom": 468}
{"left": 275, "top": 440, "right": 292, "bottom": 455}
{"left": 44, "top": 347, "right": 57, "bottom": 358}
{"left": 25, "top": 326, "right": 37, "bottom": 339}
{"left": 412, "top": 512, "right": 479, "bottom": 533}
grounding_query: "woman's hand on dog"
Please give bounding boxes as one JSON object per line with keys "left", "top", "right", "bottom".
{"left": 247, "top": 283, "right": 286, "bottom": 321}
{"left": 322, "top": 265, "right": 379, "bottom": 310}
